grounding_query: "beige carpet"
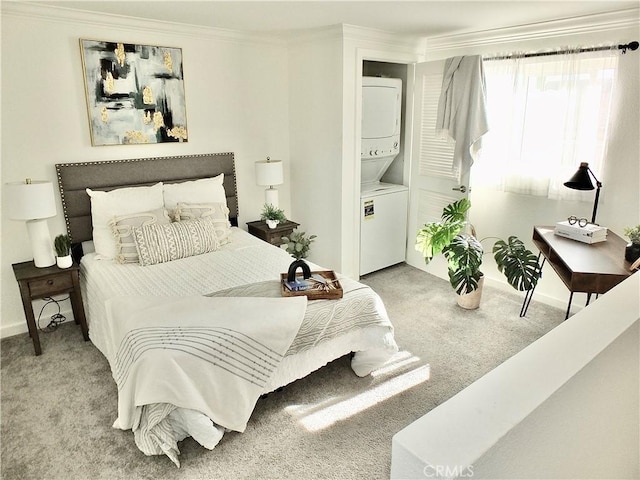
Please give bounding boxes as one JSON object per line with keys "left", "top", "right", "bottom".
{"left": 0, "top": 263, "right": 563, "bottom": 479}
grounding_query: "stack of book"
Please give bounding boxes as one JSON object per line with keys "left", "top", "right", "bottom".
{"left": 554, "top": 221, "right": 607, "bottom": 244}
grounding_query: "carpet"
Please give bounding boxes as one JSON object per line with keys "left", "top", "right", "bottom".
{"left": 0, "top": 263, "right": 563, "bottom": 479}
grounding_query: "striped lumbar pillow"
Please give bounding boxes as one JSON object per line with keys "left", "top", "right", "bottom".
{"left": 133, "top": 216, "right": 220, "bottom": 266}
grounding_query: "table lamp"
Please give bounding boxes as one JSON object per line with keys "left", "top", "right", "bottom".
{"left": 6, "top": 179, "right": 57, "bottom": 267}
{"left": 563, "top": 162, "right": 602, "bottom": 224}
{"left": 255, "top": 157, "right": 283, "bottom": 207}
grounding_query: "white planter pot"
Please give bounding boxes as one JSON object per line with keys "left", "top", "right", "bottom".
{"left": 266, "top": 219, "right": 279, "bottom": 229}
{"left": 56, "top": 255, "right": 73, "bottom": 269}
{"left": 455, "top": 276, "right": 484, "bottom": 310}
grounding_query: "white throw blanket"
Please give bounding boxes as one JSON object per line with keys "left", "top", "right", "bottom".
{"left": 106, "top": 295, "right": 307, "bottom": 466}
{"left": 436, "top": 55, "right": 489, "bottom": 179}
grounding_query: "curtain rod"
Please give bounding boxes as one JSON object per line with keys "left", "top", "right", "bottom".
{"left": 483, "top": 41, "right": 639, "bottom": 61}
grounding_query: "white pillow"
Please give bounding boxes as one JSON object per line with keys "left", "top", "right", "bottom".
{"left": 109, "top": 207, "right": 171, "bottom": 264}
{"left": 163, "top": 174, "right": 227, "bottom": 217}
{"left": 174, "top": 202, "right": 232, "bottom": 245}
{"left": 87, "top": 182, "right": 164, "bottom": 260}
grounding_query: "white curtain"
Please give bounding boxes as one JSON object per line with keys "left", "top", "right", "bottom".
{"left": 473, "top": 48, "right": 619, "bottom": 201}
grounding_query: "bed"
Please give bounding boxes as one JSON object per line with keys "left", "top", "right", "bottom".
{"left": 55, "top": 153, "right": 398, "bottom": 466}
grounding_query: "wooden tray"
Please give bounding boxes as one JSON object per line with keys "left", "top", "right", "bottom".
{"left": 280, "top": 270, "right": 343, "bottom": 300}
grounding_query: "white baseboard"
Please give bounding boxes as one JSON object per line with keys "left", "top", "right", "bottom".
{"left": 1, "top": 306, "right": 75, "bottom": 339}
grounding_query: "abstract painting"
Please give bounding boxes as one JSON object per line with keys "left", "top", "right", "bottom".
{"left": 80, "top": 39, "right": 188, "bottom": 146}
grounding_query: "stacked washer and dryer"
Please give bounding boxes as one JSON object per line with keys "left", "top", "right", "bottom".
{"left": 359, "top": 76, "right": 409, "bottom": 276}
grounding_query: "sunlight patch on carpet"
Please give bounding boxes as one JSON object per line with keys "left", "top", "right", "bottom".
{"left": 286, "top": 363, "right": 431, "bottom": 432}
{"left": 371, "top": 350, "right": 423, "bottom": 378}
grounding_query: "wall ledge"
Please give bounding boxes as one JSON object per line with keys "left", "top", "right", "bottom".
{"left": 391, "top": 273, "right": 639, "bottom": 478}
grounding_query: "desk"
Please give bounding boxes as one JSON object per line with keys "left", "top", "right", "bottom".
{"left": 522, "top": 226, "right": 633, "bottom": 319}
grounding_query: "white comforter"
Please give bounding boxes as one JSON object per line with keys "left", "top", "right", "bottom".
{"left": 80, "top": 228, "right": 398, "bottom": 465}
{"left": 107, "top": 294, "right": 307, "bottom": 465}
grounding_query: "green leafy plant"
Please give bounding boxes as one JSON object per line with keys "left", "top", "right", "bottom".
{"left": 415, "top": 199, "right": 541, "bottom": 296}
{"left": 623, "top": 225, "right": 640, "bottom": 244}
{"left": 54, "top": 234, "right": 71, "bottom": 257}
{"left": 260, "top": 204, "right": 287, "bottom": 222}
{"left": 282, "top": 229, "right": 317, "bottom": 261}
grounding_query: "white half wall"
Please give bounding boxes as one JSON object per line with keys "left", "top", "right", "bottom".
{"left": 391, "top": 273, "right": 639, "bottom": 480}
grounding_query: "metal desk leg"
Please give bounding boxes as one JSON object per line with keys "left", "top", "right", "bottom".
{"left": 565, "top": 292, "right": 574, "bottom": 320}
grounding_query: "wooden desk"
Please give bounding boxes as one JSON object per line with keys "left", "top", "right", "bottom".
{"left": 523, "top": 226, "right": 633, "bottom": 319}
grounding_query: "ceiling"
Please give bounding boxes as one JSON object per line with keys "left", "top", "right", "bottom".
{"left": 36, "top": 1, "right": 639, "bottom": 37}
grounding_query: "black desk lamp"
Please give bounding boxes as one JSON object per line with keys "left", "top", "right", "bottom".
{"left": 563, "top": 162, "right": 602, "bottom": 224}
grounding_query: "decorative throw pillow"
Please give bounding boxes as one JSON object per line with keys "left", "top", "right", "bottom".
{"left": 87, "top": 182, "right": 164, "bottom": 260}
{"left": 163, "top": 174, "right": 227, "bottom": 219}
{"left": 174, "top": 202, "right": 232, "bottom": 245}
{"left": 109, "top": 208, "right": 171, "bottom": 264}
{"left": 133, "top": 216, "right": 221, "bottom": 267}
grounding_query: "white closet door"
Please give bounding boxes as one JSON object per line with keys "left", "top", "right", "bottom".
{"left": 405, "top": 60, "right": 471, "bottom": 269}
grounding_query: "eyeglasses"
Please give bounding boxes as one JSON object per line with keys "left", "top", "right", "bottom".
{"left": 568, "top": 216, "right": 588, "bottom": 227}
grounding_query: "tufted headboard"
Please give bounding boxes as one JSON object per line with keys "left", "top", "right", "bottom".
{"left": 55, "top": 152, "right": 238, "bottom": 247}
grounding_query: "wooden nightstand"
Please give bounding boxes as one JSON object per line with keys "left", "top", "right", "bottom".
{"left": 12, "top": 260, "right": 89, "bottom": 356}
{"left": 246, "top": 220, "right": 299, "bottom": 246}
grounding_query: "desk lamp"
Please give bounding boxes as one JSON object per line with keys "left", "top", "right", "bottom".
{"left": 563, "top": 162, "right": 602, "bottom": 224}
{"left": 6, "top": 179, "right": 57, "bottom": 267}
{"left": 255, "top": 157, "right": 284, "bottom": 207}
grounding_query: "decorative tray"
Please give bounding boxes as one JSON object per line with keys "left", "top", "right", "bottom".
{"left": 280, "top": 270, "right": 343, "bottom": 300}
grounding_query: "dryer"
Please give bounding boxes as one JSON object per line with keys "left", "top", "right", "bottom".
{"left": 360, "top": 77, "right": 408, "bottom": 276}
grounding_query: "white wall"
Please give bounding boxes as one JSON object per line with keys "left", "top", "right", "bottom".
{"left": 391, "top": 274, "right": 639, "bottom": 479}
{"left": 1, "top": 3, "right": 291, "bottom": 337}
{"left": 287, "top": 26, "right": 344, "bottom": 270}
{"left": 413, "top": 9, "right": 640, "bottom": 311}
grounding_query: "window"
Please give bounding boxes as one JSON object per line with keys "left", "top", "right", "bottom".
{"left": 473, "top": 49, "right": 619, "bottom": 202}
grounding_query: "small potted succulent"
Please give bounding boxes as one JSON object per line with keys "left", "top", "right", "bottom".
{"left": 282, "top": 229, "right": 317, "bottom": 282}
{"left": 260, "top": 204, "right": 287, "bottom": 229}
{"left": 54, "top": 234, "right": 72, "bottom": 268}
{"left": 623, "top": 225, "right": 640, "bottom": 262}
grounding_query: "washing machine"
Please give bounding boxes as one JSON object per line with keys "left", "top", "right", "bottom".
{"left": 360, "top": 76, "right": 408, "bottom": 276}
{"left": 360, "top": 182, "right": 408, "bottom": 275}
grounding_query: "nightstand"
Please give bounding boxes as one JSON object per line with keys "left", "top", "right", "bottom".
{"left": 247, "top": 220, "right": 299, "bottom": 246}
{"left": 12, "top": 260, "right": 89, "bottom": 356}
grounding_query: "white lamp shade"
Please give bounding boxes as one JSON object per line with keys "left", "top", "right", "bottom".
{"left": 6, "top": 180, "right": 57, "bottom": 220}
{"left": 255, "top": 160, "right": 284, "bottom": 187}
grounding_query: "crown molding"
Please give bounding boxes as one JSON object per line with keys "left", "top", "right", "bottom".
{"left": 1, "top": 2, "right": 286, "bottom": 46}
{"left": 426, "top": 8, "right": 640, "bottom": 52}
{"left": 342, "top": 24, "right": 426, "bottom": 52}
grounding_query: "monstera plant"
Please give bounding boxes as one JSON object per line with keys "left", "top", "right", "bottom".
{"left": 415, "top": 199, "right": 541, "bottom": 308}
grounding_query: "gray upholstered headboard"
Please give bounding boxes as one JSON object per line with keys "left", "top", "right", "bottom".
{"left": 55, "top": 152, "right": 238, "bottom": 246}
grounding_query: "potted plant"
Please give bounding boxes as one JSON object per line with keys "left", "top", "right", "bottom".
{"left": 260, "top": 203, "right": 287, "bottom": 229}
{"left": 623, "top": 225, "right": 640, "bottom": 262}
{"left": 415, "top": 199, "right": 541, "bottom": 309}
{"left": 54, "top": 234, "right": 72, "bottom": 268}
{"left": 282, "top": 229, "right": 317, "bottom": 282}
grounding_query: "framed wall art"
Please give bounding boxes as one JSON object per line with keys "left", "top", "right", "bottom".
{"left": 80, "top": 39, "right": 188, "bottom": 146}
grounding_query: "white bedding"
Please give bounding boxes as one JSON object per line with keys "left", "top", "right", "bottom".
{"left": 80, "top": 227, "right": 398, "bottom": 465}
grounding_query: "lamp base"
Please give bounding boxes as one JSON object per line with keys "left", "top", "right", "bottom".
{"left": 265, "top": 187, "right": 279, "bottom": 208}
{"left": 25, "top": 219, "right": 55, "bottom": 267}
